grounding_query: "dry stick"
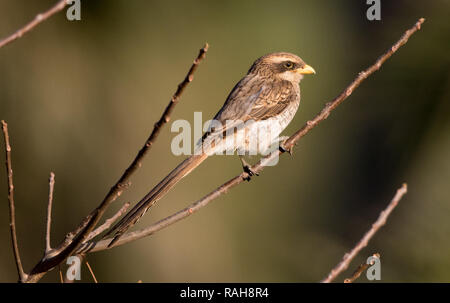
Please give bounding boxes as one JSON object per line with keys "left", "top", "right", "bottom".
{"left": 344, "top": 253, "right": 380, "bottom": 283}
{"left": 79, "top": 18, "right": 424, "bottom": 253}
{"left": 85, "top": 260, "right": 98, "bottom": 283}
{"left": 45, "top": 172, "right": 56, "bottom": 254}
{"left": 58, "top": 265, "right": 64, "bottom": 283}
{"left": 0, "top": 0, "right": 69, "bottom": 49}
{"left": 85, "top": 202, "right": 131, "bottom": 242}
{"left": 322, "top": 184, "right": 407, "bottom": 283}
{"left": 1, "top": 121, "right": 27, "bottom": 281}
{"left": 24, "top": 44, "right": 209, "bottom": 283}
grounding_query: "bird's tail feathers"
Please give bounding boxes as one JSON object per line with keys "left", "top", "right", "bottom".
{"left": 105, "top": 152, "right": 209, "bottom": 247}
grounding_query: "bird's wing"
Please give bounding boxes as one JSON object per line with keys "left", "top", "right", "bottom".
{"left": 203, "top": 76, "right": 295, "bottom": 141}
{"left": 213, "top": 74, "right": 265, "bottom": 123}
{"left": 246, "top": 80, "right": 297, "bottom": 121}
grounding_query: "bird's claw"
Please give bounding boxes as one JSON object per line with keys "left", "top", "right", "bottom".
{"left": 278, "top": 136, "right": 294, "bottom": 155}
{"left": 279, "top": 143, "right": 293, "bottom": 155}
{"left": 243, "top": 165, "right": 259, "bottom": 181}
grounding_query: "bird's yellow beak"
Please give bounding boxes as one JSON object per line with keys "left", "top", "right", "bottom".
{"left": 296, "top": 64, "right": 316, "bottom": 75}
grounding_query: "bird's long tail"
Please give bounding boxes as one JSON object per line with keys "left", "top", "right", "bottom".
{"left": 104, "top": 152, "right": 209, "bottom": 247}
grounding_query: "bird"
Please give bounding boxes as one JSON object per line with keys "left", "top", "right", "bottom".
{"left": 104, "top": 52, "right": 315, "bottom": 247}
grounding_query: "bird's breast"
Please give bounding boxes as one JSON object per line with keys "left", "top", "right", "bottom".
{"left": 235, "top": 93, "right": 300, "bottom": 156}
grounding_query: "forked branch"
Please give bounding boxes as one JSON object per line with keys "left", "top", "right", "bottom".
{"left": 22, "top": 43, "right": 209, "bottom": 283}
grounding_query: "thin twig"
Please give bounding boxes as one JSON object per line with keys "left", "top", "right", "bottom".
{"left": 79, "top": 18, "right": 424, "bottom": 253}
{"left": 85, "top": 202, "right": 131, "bottom": 242}
{"left": 282, "top": 18, "right": 425, "bottom": 153}
{"left": 45, "top": 172, "right": 56, "bottom": 254}
{"left": 321, "top": 184, "right": 407, "bottom": 283}
{"left": 0, "top": 0, "right": 69, "bottom": 50}
{"left": 1, "top": 120, "right": 27, "bottom": 281}
{"left": 344, "top": 253, "right": 380, "bottom": 283}
{"left": 85, "top": 260, "right": 98, "bottom": 283}
{"left": 25, "top": 43, "right": 209, "bottom": 283}
{"left": 62, "top": 42, "right": 209, "bottom": 249}
{"left": 80, "top": 177, "right": 244, "bottom": 252}
{"left": 58, "top": 265, "right": 64, "bottom": 283}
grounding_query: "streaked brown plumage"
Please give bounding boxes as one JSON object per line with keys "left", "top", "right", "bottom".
{"left": 105, "top": 52, "right": 315, "bottom": 247}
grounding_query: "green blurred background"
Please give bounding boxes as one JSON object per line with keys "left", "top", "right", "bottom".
{"left": 0, "top": 0, "right": 449, "bottom": 282}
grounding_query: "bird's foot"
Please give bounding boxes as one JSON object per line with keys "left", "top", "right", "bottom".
{"left": 279, "top": 136, "right": 294, "bottom": 155}
{"left": 242, "top": 164, "right": 259, "bottom": 181}
{"left": 239, "top": 157, "right": 259, "bottom": 181}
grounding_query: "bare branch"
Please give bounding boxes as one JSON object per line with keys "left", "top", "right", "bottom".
{"left": 91, "top": 42, "right": 209, "bottom": 213}
{"left": 81, "top": 18, "right": 424, "bottom": 253}
{"left": 85, "top": 260, "right": 98, "bottom": 283}
{"left": 85, "top": 202, "right": 131, "bottom": 242}
{"left": 69, "top": 42, "right": 209, "bottom": 237}
{"left": 1, "top": 120, "right": 27, "bottom": 281}
{"left": 344, "top": 253, "right": 380, "bottom": 283}
{"left": 62, "top": 42, "right": 209, "bottom": 248}
{"left": 0, "top": 0, "right": 69, "bottom": 50}
{"left": 24, "top": 43, "right": 209, "bottom": 283}
{"left": 282, "top": 18, "right": 425, "bottom": 152}
{"left": 321, "top": 184, "right": 407, "bottom": 283}
{"left": 80, "top": 177, "right": 244, "bottom": 252}
{"left": 45, "top": 172, "right": 56, "bottom": 254}
{"left": 58, "top": 265, "right": 64, "bottom": 283}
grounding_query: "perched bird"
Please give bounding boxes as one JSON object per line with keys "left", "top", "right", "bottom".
{"left": 105, "top": 52, "right": 315, "bottom": 247}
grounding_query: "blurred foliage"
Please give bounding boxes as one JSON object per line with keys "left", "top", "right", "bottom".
{"left": 0, "top": 0, "right": 449, "bottom": 282}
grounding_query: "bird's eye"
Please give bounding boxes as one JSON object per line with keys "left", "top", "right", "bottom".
{"left": 284, "top": 61, "right": 294, "bottom": 69}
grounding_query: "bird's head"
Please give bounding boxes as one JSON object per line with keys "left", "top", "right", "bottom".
{"left": 248, "top": 52, "right": 315, "bottom": 83}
